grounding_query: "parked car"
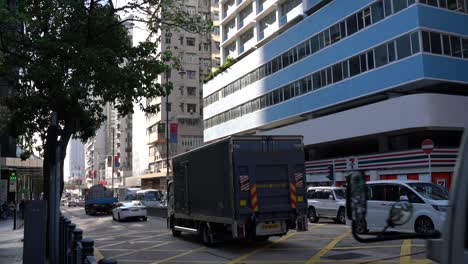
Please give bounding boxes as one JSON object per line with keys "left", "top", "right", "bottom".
{"left": 76, "top": 199, "right": 85, "bottom": 207}
{"left": 112, "top": 201, "right": 147, "bottom": 222}
{"left": 353, "top": 180, "right": 448, "bottom": 235}
{"left": 307, "top": 186, "right": 347, "bottom": 224}
{"left": 67, "top": 199, "right": 77, "bottom": 207}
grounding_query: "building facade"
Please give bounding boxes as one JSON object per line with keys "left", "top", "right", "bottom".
{"left": 66, "top": 139, "right": 85, "bottom": 182}
{"left": 204, "top": 0, "right": 468, "bottom": 189}
{"left": 129, "top": 0, "right": 220, "bottom": 191}
{"left": 85, "top": 103, "right": 133, "bottom": 189}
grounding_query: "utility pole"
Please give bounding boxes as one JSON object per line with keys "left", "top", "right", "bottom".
{"left": 165, "top": 70, "right": 170, "bottom": 183}
{"left": 112, "top": 128, "right": 115, "bottom": 197}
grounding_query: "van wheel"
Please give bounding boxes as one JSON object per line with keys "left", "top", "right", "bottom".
{"left": 415, "top": 217, "right": 434, "bottom": 234}
{"left": 353, "top": 219, "right": 368, "bottom": 234}
{"left": 335, "top": 208, "right": 346, "bottom": 224}
{"left": 308, "top": 207, "right": 319, "bottom": 223}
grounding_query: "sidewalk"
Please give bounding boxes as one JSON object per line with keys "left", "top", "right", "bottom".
{"left": 0, "top": 218, "right": 23, "bottom": 264}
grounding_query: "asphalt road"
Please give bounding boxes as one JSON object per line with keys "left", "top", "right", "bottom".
{"left": 62, "top": 206, "right": 435, "bottom": 264}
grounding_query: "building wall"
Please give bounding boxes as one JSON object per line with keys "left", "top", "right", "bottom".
{"left": 67, "top": 139, "right": 85, "bottom": 181}
{"left": 203, "top": 1, "right": 468, "bottom": 142}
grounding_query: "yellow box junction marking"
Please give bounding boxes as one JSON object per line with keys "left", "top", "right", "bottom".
{"left": 305, "top": 230, "right": 350, "bottom": 264}
{"left": 151, "top": 246, "right": 206, "bottom": 264}
{"left": 400, "top": 239, "right": 412, "bottom": 264}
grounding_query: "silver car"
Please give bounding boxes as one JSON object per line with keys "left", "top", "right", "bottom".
{"left": 307, "top": 187, "right": 346, "bottom": 224}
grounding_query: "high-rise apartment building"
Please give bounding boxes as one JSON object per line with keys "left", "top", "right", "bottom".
{"left": 66, "top": 139, "right": 85, "bottom": 181}
{"left": 127, "top": 0, "right": 220, "bottom": 191}
{"left": 85, "top": 103, "right": 132, "bottom": 189}
{"left": 204, "top": 0, "right": 468, "bottom": 189}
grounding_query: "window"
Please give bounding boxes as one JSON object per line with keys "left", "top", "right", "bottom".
{"left": 363, "top": 7, "right": 372, "bottom": 27}
{"left": 187, "top": 70, "right": 196, "bottom": 79}
{"left": 393, "top": 0, "right": 407, "bottom": 13}
{"left": 330, "top": 23, "right": 341, "bottom": 44}
{"left": 372, "top": 0, "right": 385, "bottom": 23}
{"left": 283, "top": 85, "right": 291, "bottom": 101}
{"left": 451, "top": 35, "right": 462, "bottom": 57}
{"left": 375, "top": 44, "right": 388, "bottom": 67}
{"left": 422, "top": 31, "right": 431, "bottom": 52}
{"left": 360, "top": 53, "right": 367, "bottom": 73}
{"left": 430, "top": 32, "right": 442, "bottom": 54}
{"left": 179, "top": 86, "right": 184, "bottom": 96}
{"left": 462, "top": 38, "right": 468, "bottom": 58}
{"left": 215, "top": 41, "right": 220, "bottom": 50}
{"left": 187, "top": 87, "right": 196, "bottom": 96}
{"left": 349, "top": 56, "right": 361, "bottom": 76}
{"left": 384, "top": 0, "right": 393, "bottom": 16}
{"left": 443, "top": 35, "right": 451, "bottom": 55}
{"left": 179, "top": 103, "right": 184, "bottom": 112}
{"left": 313, "top": 72, "right": 322, "bottom": 89}
{"left": 388, "top": 40, "right": 397, "bottom": 61}
{"left": 367, "top": 50, "right": 375, "bottom": 69}
{"left": 368, "top": 185, "right": 386, "bottom": 200}
{"left": 203, "top": 43, "right": 210, "bottom": 51}
{"left": 187, "top": 104, "right": 196, "bottom": 113}
{"left": 396, "top": 34, "right": 411, "bottom": 59}
{"left": 332, "top": 63, "right": 343, "bottom": 83}
{"left": 346, "top": 15, "right": 358, "bottom": 36}
{"left": 186, "top": 37, "right": 196, "bottom": 46}
{"left": 179, "top": 36, "right": 184, "bottom": 45}
{"left": 185, "top": 53, "right": 197, "bottom": 64}
{"left": 165, "top": 34, "right": 171, "bottom": 44}
{"left": 411, "top": 31, "right": 420, "bottom": 54}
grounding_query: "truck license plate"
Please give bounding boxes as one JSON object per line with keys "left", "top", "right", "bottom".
{"left": 256, "top": 222, "right": 283, "bottom": 235}
{"left": 132, "top": 209, "right": 139, "bottom": 212}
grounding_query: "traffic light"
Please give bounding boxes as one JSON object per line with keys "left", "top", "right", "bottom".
{"left": 327, "top": 165, "right": 334, "bottom": 181}
{"left": 9, "top": 171, "right": 17, "bottom": 181}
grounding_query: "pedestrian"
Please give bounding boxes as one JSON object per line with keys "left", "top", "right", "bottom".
{"left": 1, "top": 202, "right": 8, "bottom": 219}
{"left": 8, "top": 201, "right": 15, "bottom": 218}
{"left": 19, "top": 200, "right": 25, "bottom": 219}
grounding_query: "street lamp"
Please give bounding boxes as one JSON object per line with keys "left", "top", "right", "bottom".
{"left": 165, "top": 67, "right": 185, "bottom": 186}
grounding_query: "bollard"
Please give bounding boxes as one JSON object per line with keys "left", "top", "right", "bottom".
{"left": 63, "top": 219, "right": 71, "bottom": 263}
{"left": 72, "top": 228, "right": 83, "bottom": 264}
{"left": 98, "top": 258, "right": 117, "bottom": 264}
{"left": 81, "top": 238, "right": 94, "bottom": 264}
{"left": 67, "top": 223, "right": 76, "bottom": 264}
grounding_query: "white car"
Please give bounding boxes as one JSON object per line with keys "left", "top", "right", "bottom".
{"left": 354, "top": 180, "right": 448, "bottom": 235}
{"left": 112, "top": 201, "right": 147, "bottom": 222}
{"left": 307, "top": 187, "right": 347, "bottom": 224}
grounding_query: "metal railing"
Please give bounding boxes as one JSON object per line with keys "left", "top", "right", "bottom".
{"left": 59, "top": 214, "right": 117, "bottom": 264}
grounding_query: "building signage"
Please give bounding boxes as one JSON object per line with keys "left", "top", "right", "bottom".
{"left": 9, "top": 180, "right": 16, "bottom": 192}
{"left": 170, "top": 123, "right": 178, "bottom": 144}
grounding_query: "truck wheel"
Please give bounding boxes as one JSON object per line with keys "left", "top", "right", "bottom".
{"left": 201, "top": 224, "right": 213, "bottom": 246}
{"left": 353, "top": 219, "right": 368, "bottom": 234}
{"left": 308, "top": 207, "right": 319, "bottom": 223}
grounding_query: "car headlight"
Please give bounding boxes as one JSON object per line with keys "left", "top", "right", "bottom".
{"left": 432, "top": 205, "right": 448, "bottom": 212}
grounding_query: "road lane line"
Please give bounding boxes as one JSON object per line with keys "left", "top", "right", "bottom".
{"left": 97, "top": 232, "right": 170, "bottom": 249}
{"left": 151, "top": 246, "right": 206, "bottom": 264}
{"left": 305, "top": 230, "right": 350, "bottom": 264}
{"left": 223, "top": 226, "right": 326, "bottom": 264}
{"left": 400, "top": 240, "right": 412, "bottom": 264}
{"left": 110, "top": 241, "right": 175, "bottom": 259}
{"left": 333, "top": 244, "right": 425, "bottom": 250}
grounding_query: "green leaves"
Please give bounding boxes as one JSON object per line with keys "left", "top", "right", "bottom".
{"left": 0, "top": 0, "right": 210, "bottom": 155}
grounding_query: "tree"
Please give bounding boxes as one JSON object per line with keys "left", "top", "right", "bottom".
{"left": 0, "top": 0, "right": 211, "bottom": 199}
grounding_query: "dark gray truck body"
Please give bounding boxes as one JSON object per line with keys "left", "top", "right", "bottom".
{"left": 168, "top": 136, "right": 307, "bottom": 242}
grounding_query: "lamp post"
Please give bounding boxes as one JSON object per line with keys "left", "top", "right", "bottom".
{"left": 165, "top": 68, "right": 185, "bottom": 187}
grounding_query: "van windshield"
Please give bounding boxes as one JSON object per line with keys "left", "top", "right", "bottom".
{"left": 407, "top": 183, "right": 449, "bottom": 201}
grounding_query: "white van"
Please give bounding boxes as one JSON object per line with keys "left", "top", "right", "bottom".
{"left": 355, "top": 180, "right": 448, "bottom": 234}
{"left": 135, "top": 189, "right": 164, "bottom": 208}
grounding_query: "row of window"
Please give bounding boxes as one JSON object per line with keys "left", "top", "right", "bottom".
{"left": 181, "top": 136, "right": 204, "bottom": 148}
{"left": 420, "top": 0, "right": 468, "bottom": 13}
{"left": 204, "top": 0, "right": 418, "bottom": 107}
{"left": 204, "top": 30, "right": 468, "bottom": 130}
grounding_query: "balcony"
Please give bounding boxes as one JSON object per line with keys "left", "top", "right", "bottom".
{"left": 279, "top": 3, "right": 304, "bottom": 27}
{"left": 238, "top": 13, "right": 254, "bottom": 30}
{"left": 257, "top": 0, "right": 275, "bottom": 14}
{"left": 258, "top": 23, "right": 278, "bottom": 41}
{"left": 239, "top": 38, "right": 255, "bottom": 54}
{"left": 146, "top": 132, "right": 165, "bottom": 145}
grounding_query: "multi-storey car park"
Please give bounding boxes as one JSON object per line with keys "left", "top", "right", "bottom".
{"left": 204, "top": 0, "right": 468, "bottom": 189}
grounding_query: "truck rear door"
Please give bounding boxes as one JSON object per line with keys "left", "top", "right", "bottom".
{"left": 233, "top": 138, "right": 306, "bottom": 222}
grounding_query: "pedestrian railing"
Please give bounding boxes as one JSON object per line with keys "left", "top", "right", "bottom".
{"left": 59, "top": 214, "right": 117, "bottom": 264}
